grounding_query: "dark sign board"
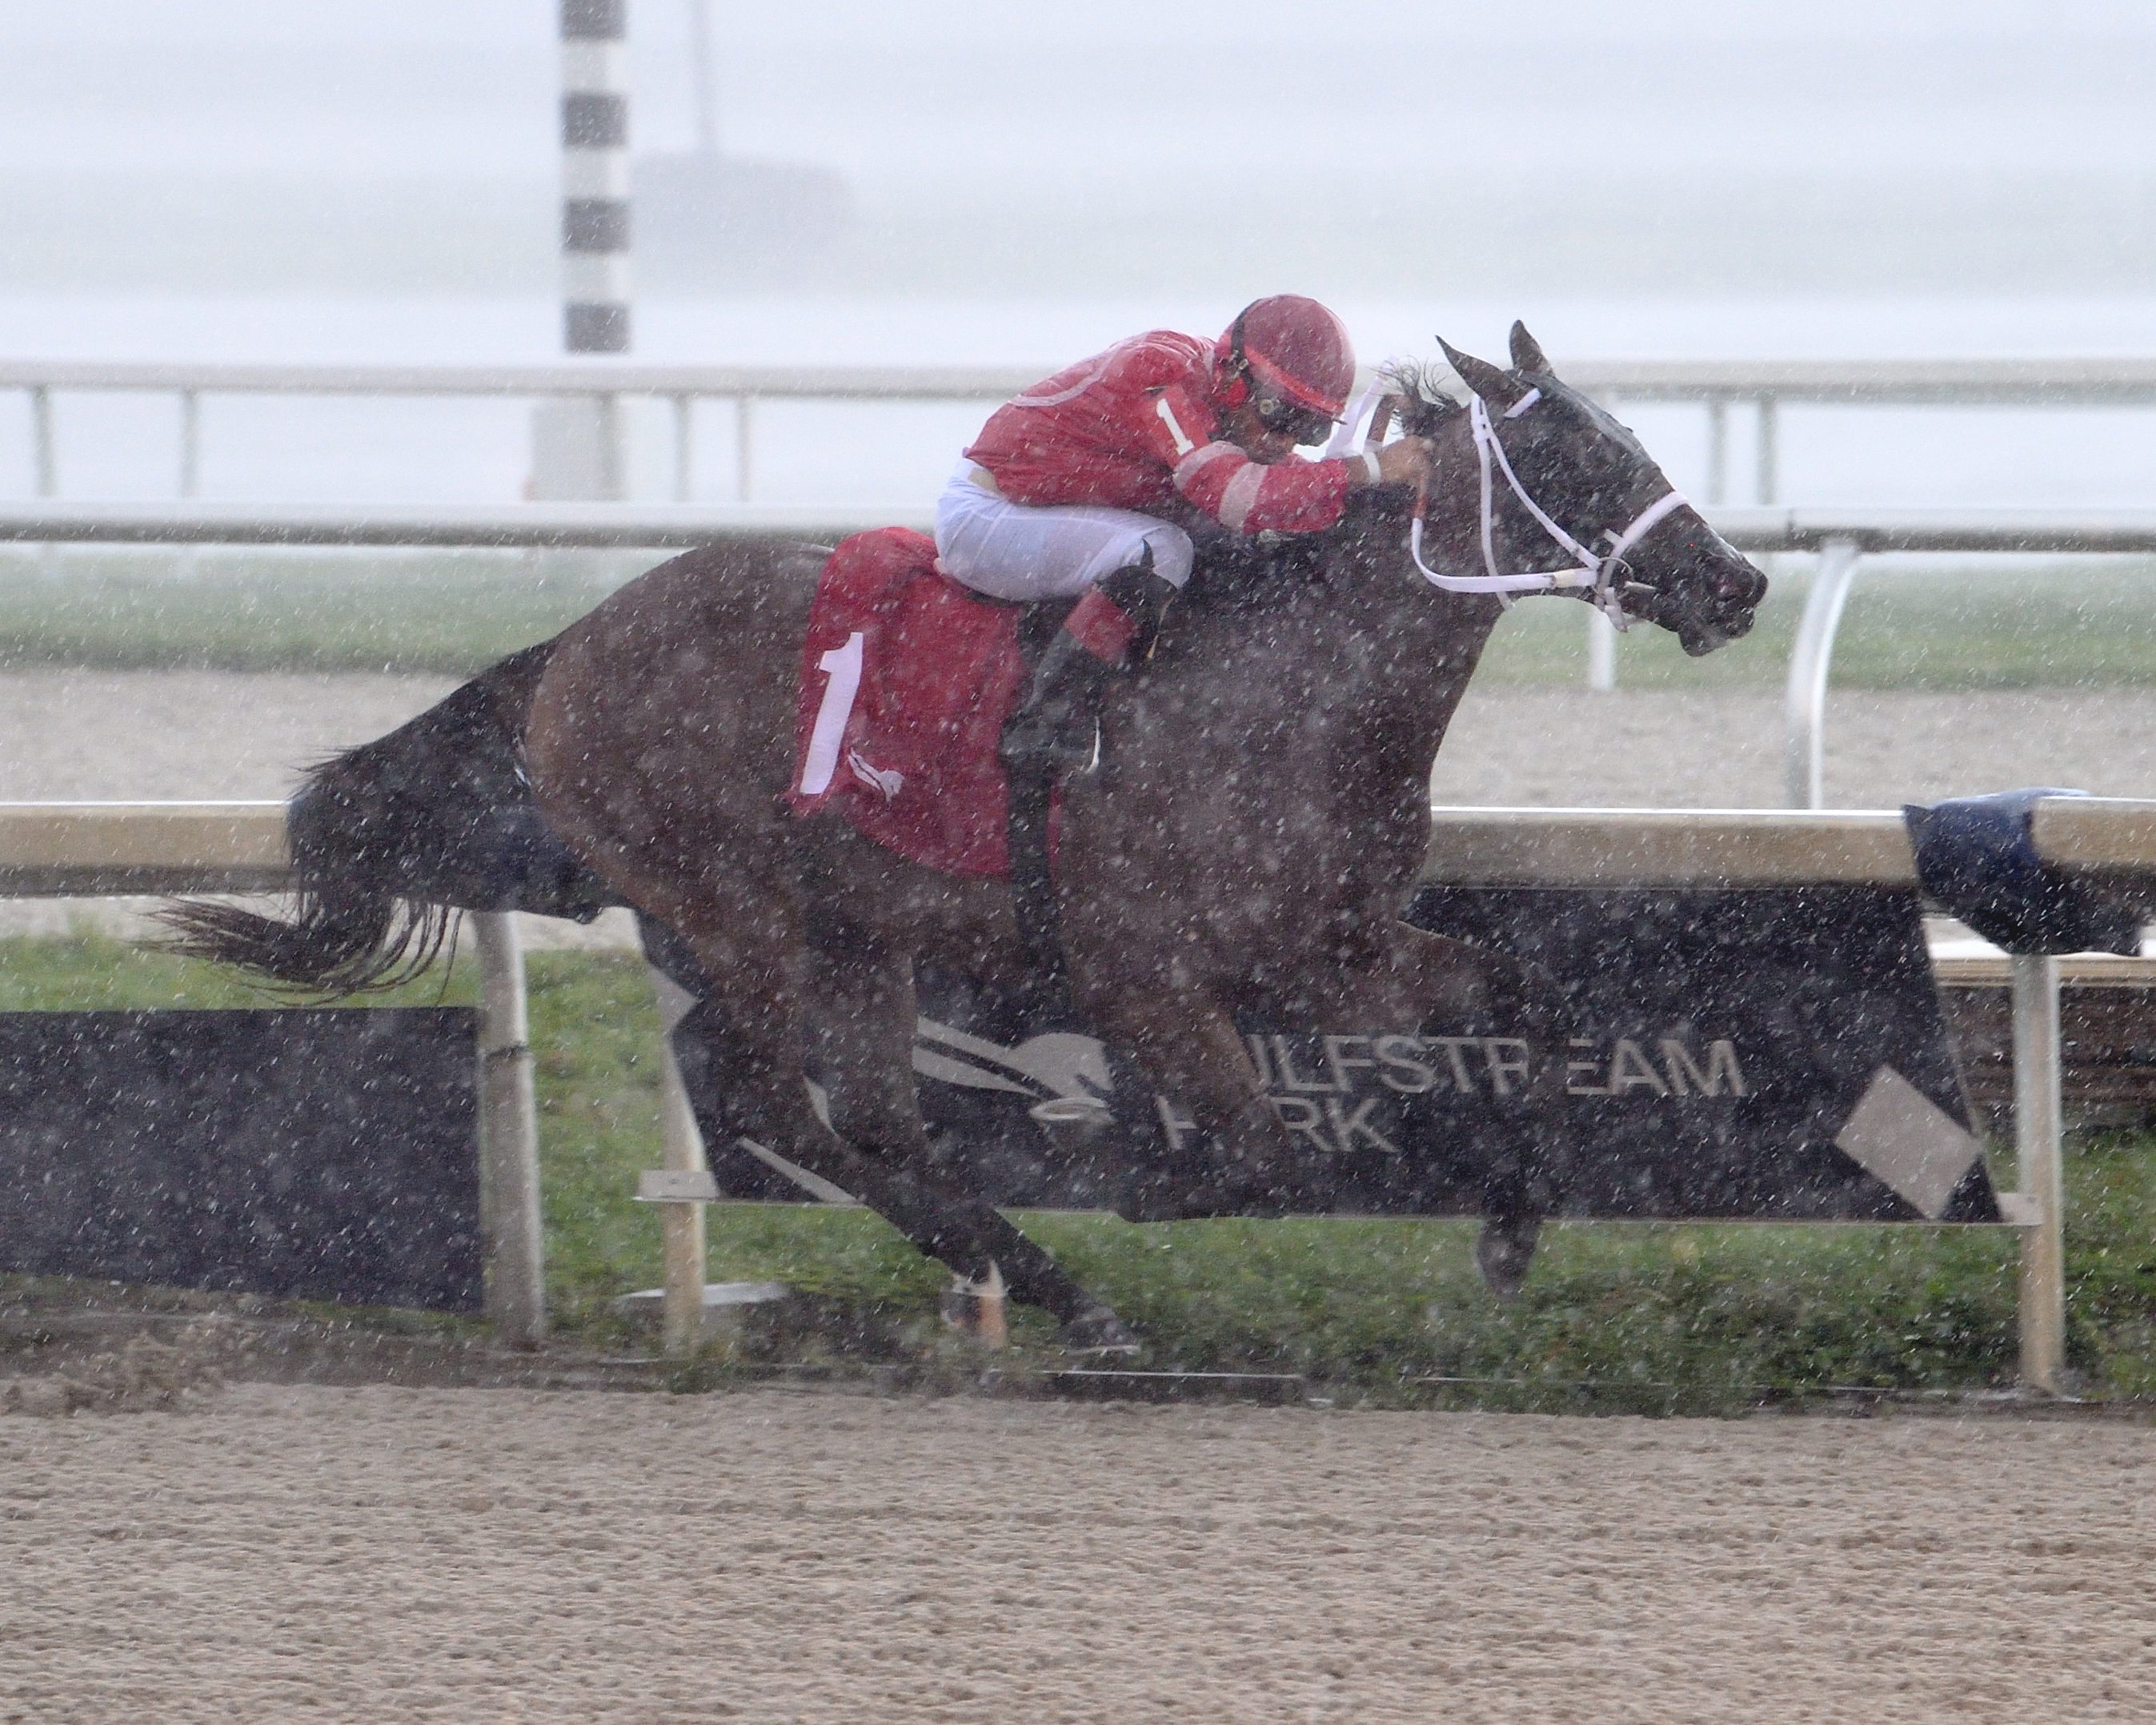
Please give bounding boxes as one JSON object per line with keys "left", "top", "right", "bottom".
{"left": 0, "top": 1009, "right": 481, "bottom": 1311}
{"left": 695, "top": 885, "right": 2002, "bottom": 1224}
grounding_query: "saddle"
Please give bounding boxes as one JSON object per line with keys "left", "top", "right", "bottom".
{"left": 786, "top": 528, "right": 1057, "bottom": 879}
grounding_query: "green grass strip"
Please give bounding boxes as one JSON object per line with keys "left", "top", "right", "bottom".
{"left": 9, "top": 549, "right": 2156, "bottom": 687}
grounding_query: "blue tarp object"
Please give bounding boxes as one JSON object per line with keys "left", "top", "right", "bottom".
{"left": 1903, "top": 788, "right": 2139, "bottom": 957}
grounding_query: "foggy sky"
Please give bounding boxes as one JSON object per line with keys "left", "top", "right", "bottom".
{"left": 1, "top": 2, "right": 2151, "bottom": 303}
{"left": 5, "top": 2, "right": 2150, "bottom": 178}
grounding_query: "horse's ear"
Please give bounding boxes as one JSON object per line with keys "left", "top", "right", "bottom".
{"left": 1437, "top": 337, "right": 1528, "bottom": 408}
{"left": 1509, "top": 320, "right": 1554, "bottom": 378}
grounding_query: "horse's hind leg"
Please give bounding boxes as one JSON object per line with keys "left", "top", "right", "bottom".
{"left": 566, "top": 832, "right": 1116, "bottom": 1332}
{"left": 624, "top": 870, "right": 1091, "bottom": 1311}
{"left": 805, "top": 916, "right": 1128, "bottom": 1338}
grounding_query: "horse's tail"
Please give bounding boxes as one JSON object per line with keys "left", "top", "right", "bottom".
{"left": 160, "top": 642, "right": 606, "bottom": 994}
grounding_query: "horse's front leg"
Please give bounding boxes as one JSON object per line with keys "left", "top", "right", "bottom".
{"left": 1068, "top": 961, "right": 1312, "bottom": 1220}
{"left": 1360, "top": 919, "right": 1572, "bottom": 1295}
{"left": 1196, "top": 915, "right": 1572, "bottom": 1296}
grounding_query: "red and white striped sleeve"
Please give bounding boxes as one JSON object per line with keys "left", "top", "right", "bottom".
{"left": 1148, "top": 379, "right": 1366, "bottom": 535}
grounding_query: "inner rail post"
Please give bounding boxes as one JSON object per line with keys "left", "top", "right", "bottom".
{"left": 1782, "top": 536, "right": 1863, "bottom": 808}
{"left": 671, "top": 393, "right": 694, "bottom": 502}
{"left": 2012, "top": 953, "right": 2066, "bottom": 1394}
{"left": 28, "top": 387, "right": 57, "bottom": 578}
{"left": 178, "top": 389, "right": 200, "bottom": 498}
{"left": 1586, "top": 607, "right": 1617, "bottom": 693}
{"left": 646, "top": 965, "right": 711, "bottom": 1358}
{"left": 30, "top": 386, "right": 54, "bottom": 497}
{"left": 474, "top": 912, "right": 547, "bottom": 1346}
{"left": 1755, "top": 394, "right": 1778, "bottom": 504}
{"left": 1705, "top": 395, "right": 1728, "bottom": 507}
{"left": 599, "top": 390, "right": 624, "bottom": 501}
{"left": 735, "top": 395, "right": 753, "bottom": 501}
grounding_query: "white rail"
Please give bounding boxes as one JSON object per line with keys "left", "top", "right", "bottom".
{"left": 1708, "top": 506, "right": 2156, "bottom": 554}
{"left": 4, "top": 361, "right": 1039, "bottom": 508}
{"left": 0, "top": 360, "right": 1043, "bottom": 397}
{"left": 13, "top": 357, "right": 2156, "bottom": 508}
{"left": 15, "top": 358, "right": 2156, "bottom": 710}
{"left": 1561, "top": 358, "right": 2156, "bottom": 508}
{"left": 12, "top": 796, "right": 2148, "bottom": 1390}
{"left": 11, "top": 498, "right": 2156, "bottom": 553}
{"left": 0, "top": 498, "right": 928, "bottom": 548}
{"left": 10, "top": 497, "right": 2156, "bottom": 552}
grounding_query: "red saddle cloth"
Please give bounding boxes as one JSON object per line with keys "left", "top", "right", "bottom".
{"left": 785, "top": 527, "right": 1045, "bottom": 879}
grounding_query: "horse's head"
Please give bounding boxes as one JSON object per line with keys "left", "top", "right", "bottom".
{"left": 1393, "top": 322, "right": 1766, "bottom": 655}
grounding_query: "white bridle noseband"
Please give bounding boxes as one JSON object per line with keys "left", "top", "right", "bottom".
{"left": 1331, "top": 383, "right": 1689, "bottom": 630}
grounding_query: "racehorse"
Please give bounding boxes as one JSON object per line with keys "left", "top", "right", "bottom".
{"left": 166, "top": 327, "right": 1766, "bottom": 1350}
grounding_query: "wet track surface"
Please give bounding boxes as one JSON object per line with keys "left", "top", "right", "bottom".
{"left": 2, "top": 1383, "right": 2150, "bottom": 1724}
{"left": 9, "top": 670, "right": 2156, "bottom": 810}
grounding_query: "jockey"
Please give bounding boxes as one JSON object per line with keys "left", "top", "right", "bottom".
{"left": 938, "top": 295, "right": 1432, "bottom": 773}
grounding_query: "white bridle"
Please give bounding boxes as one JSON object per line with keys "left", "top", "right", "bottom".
{"left": 1331, "top": 383, "right": 1689, "bottom": 630}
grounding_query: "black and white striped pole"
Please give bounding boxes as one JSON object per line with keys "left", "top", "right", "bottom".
{"left": 561, "top": 0, "right": 630, "bottom": 354}
{"left": 531, "top": 0, "right": 630, "bottom": 503}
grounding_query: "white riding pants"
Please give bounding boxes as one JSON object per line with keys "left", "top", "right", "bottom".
{"left": 933, "top": 464, "right": 1194, "bottom": 602}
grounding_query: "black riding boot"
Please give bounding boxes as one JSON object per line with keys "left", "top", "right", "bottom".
{"left": 999, "top": 556, "right": 1178, "bottom": 777}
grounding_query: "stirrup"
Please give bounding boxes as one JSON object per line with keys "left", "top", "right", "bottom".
{"left": 999, "top": 631, "right": 1115, "bottom": 778}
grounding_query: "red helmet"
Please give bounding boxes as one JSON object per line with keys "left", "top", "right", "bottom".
{"left": 1218, "top": 295, "right": 1356, "bottom": 419}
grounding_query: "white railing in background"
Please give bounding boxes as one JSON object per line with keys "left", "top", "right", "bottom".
{"left": 14, "top": 357, "right": 2156, "bottom": 507}
{"left": 14, "top": 359, "right": 2156, "bottom": 706}
{"left": 4, "top": 360, "right": 1038, "bottom": 508}
{"left": 0, "top": 497, "right": 928, "bottom": 546}
{"left": 7, "top": 498, "right": 2156, "bottom": 813}
{"left": 1553, "top": 358, "right": 2156, "bottom": 507}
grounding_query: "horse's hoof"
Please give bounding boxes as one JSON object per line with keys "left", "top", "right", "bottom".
{"left": 1475, "top": 1215, "right": 1541, "bottom": 1300}
{"left": 1060, "top": 1305, "right": 1143, "bottom": 1358}
{"left": 941, "top": 1266, "right": 1009, "bottom": 1347}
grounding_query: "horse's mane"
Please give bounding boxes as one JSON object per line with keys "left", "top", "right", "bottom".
{"left": 1377, "top": 360, "right": 1469, "bottom": 438}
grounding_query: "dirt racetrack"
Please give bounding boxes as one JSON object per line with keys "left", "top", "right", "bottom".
{"left": 9, "top": 670, "right": 2156, "bottom": 809}
{"left": 3, "top": 1383, "right": 2150, "bottom": 1724}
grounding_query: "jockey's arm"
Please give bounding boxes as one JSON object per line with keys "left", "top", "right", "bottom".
{"left": 1152, "top": 379, "right": 1431, "bottom": 536}
{"left": 1366, "top": 437, "right": 1433, "bottom": 488}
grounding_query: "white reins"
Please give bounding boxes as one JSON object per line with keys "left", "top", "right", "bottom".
{"left": 1394, "top": 391, "right": 1689, "bottom": 629}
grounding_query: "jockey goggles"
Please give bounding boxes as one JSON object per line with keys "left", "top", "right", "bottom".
{"left": 1252, "top": 392, "right": 1336, "bottom": 447}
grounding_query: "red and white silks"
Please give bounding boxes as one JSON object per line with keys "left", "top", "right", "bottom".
{"left": 961, "top": 331, "right": 1374, "bottom": 537}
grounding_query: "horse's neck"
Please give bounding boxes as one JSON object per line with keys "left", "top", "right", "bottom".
{"left": 1327, "top": 529, "right": 1504, "bottom": 786}
{"left": 1125, "top": 405, "right": 1522, "bottom": 804}
{"left": 1163, "top": 508, "right": 1504, "bottom": 795}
